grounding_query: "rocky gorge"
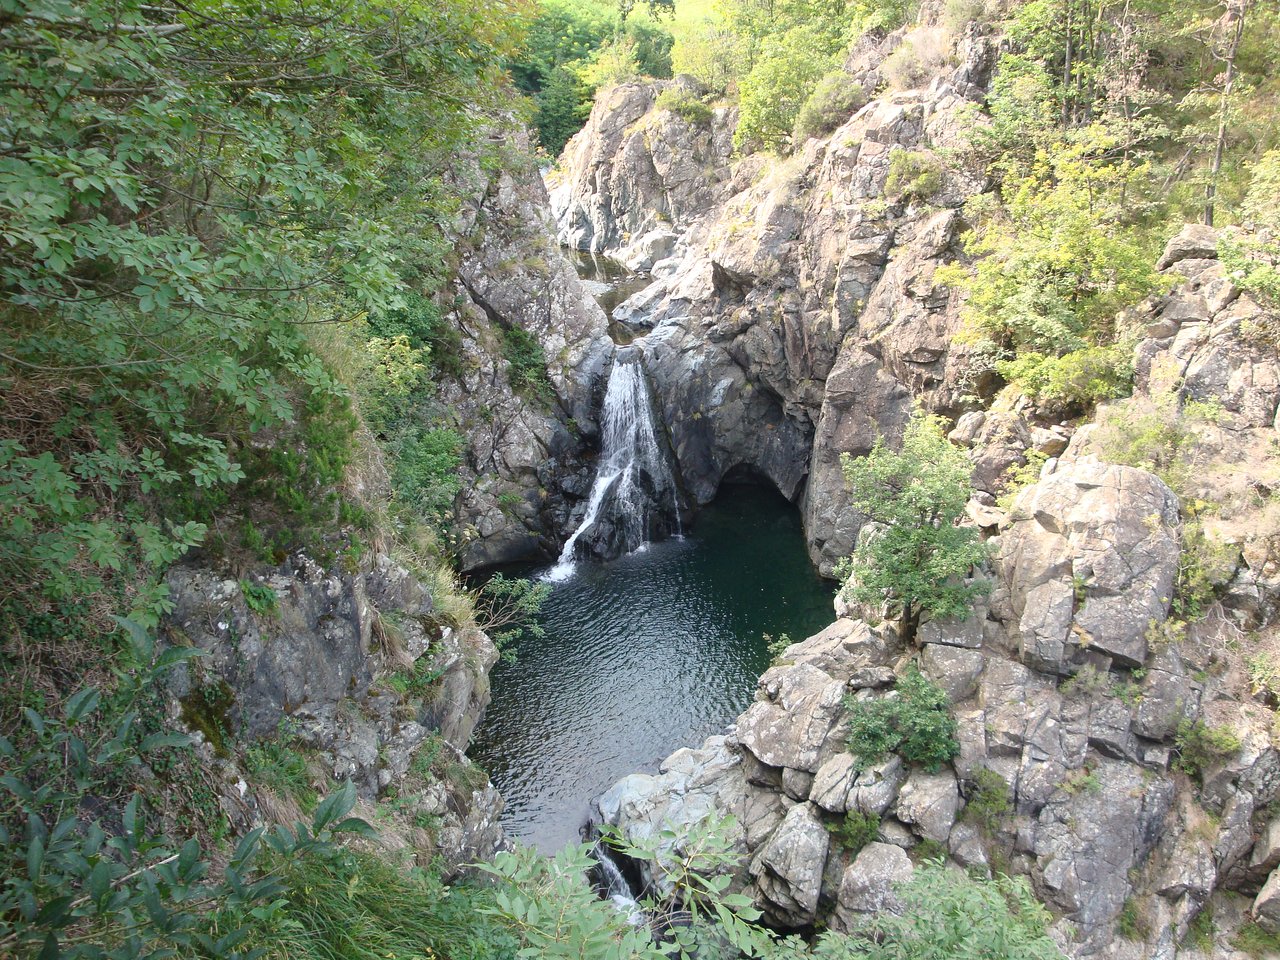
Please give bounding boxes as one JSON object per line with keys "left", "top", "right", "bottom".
{"left": 153, "top": 7, "right": 1280, "bottom": 960}
{"left": 532, "top": 14, "right": 1280, "bottom": 960}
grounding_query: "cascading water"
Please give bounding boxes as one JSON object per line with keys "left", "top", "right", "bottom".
{"left": 590, "top": 841, "right": 644, "bottom": 924}
{"left": 547, "top": 348, "right": 682, "bottom": 581}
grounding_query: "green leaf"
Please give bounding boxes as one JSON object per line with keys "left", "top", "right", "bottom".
{"left": 63, "top": 687, "right": 100, "bottom": 723}
{"left": 311, "top": 780, "right": 356, "bottom": 833}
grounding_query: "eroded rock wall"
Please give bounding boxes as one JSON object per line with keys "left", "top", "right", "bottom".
{"left": 438, "top": 130, "right": 615, "bottom": 570}
{"left": 164, "top": 550, "right": 504, "bottom": 873}
{"left": 549, "top": 23, "right": 995, "bottom": 574}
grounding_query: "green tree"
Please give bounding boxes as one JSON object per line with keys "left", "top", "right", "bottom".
{"left": 940, "top": 127, "right": 1165, "bottom": 358}
{"left": 838, "top": 413, "right": 988, "bottom": 634}
{"left": 509, "top": 0, "right": 675, "bottom": 154}
{"left": 735, "top": 24, "right": 844, "bottom": 152}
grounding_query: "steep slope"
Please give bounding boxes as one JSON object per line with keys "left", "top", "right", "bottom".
{"left": 550, "top": 22, "right": 996, "bottom": 574}
{"left": 592, "top": 227, "right": 1280, "bottom": 958}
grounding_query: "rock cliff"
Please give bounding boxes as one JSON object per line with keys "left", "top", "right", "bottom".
{"left": 592, "top": 228, "right": 1280, "bottom": 957}
{"left": 439, "top": 129, "right": 618, "bottom": 570}
{"left": 163, "top": 549, "right": 505, "bottom": 874}
{"left": 550, "top": 22, "right": 995, "bottom": 574}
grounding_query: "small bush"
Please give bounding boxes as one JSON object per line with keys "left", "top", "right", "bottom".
{"left": 367, "top": 292, "right": 465, "bottom": 381}
{"left": 964, "top": 767, "right": 1011, "bottom": 833}
{"left": 855, "top": 862, "right": 1061, "bottom": 958}
{"left": 882, "top": 26, "right": 954, "bottom": 91}
{"left": 655, "top": 88, "right": 714, "bottom": 126}
{"left": 845, "top": 665, "right": 960, "bottom": 771}
{"left": 203, "top": 846, "right": 519, "bottom": 960}
{"left": 1062, "top": 768, "right": 1102, "bottom": 795}
{"left": 1093, "top": 390, "right": 1211, "bottom": 498}
{"left": 911, "top": 837, "right": 948, "bottom": 862}
{"left": 391, "top": 653, "right": 448, "bottom": 698}
{"left": 996, "top": 344, "right": 1135, "bottom": 415}
{"left": 829, "top": 810, "right": 881, "bottom": 852}
{"left": 792, "top": 71, "right": 867, "bottom": 143}
{"left": 1117, "top": 896, "right": 1150, "bottom": 941}
{"left": 393, "top": 427, "right": 464, "bottom": 522}
{"left": 1175, "top": 520, "right": 1239, "bottom": 620}
{"left": 245, "top": 737, "right": 318, "bottom": 812}
{"left": 885, "top": 149, "right": 944, "bottom": 202}
{"left": 241, "top": 579, "right": 279, "bottom": 616}
{"left": 1174, "top": 720, "right": 1242, "bottom": 783}
{"left": 1060, "top": 664, "right": 1113, "bottom": 700}
{"left": 500, "top": 324, "right": 553, "bottom": 403}
{"left": 1184, "top": 902, "right": 1215, "bottom": 952}
{"left": 1247, "top": 652, "right": 1280, "bottom": 702}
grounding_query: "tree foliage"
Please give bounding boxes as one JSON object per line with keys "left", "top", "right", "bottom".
{"left": 838, "top": 413, "right": 989, "bottom": 628}
{"left": 510, "top": 0, "right": 676, "bottom": 154}
{"left": 844, "top": 666, "right": 960, "bottom": 771}
{"left": 0, "top": 0, "right": 522, "bottom": 618}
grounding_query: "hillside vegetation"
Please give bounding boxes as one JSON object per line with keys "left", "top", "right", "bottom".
{"left": 5, "top": 0, "right": 1280, "bottom": 956}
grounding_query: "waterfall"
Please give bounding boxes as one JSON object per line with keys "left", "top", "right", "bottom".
{"left": 547, "top": 350, "right": 681, "bottom": 581}
{"left": 589, "top": 838, "right": 645, "bottom": 925}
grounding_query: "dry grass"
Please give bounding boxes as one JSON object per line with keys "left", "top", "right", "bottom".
{"left": 882, "top": 25, "right": 956, "bottom": 92}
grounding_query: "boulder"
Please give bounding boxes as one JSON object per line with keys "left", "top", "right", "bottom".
{"left": 920, "top": 643, "right": 985, "bottom": 702}
{"left": 1000, "top": 458, "right": 1180, "bottom": 672}
{"left": 749, "top": 802, "right": 831, "bottom": 926}
{"left": 1157, "top": 223, "right": 1220, "bottom": 271}
{"left": 737, "top": 663, "right": 847, "bottom": 772}
{"left": 1256, "top": 869, "right": 1280, "bottom": 933}
{"left": 895, "top": 768, "right": 960, "bottom": 842}
{"left": 811, "top": 753, "right": 907, "bottom": 816}
{"left": 829, "top": 842, "right": 914, "bottom": 932}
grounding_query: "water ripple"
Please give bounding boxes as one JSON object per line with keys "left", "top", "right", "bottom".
{"left": 468, "top": 486, "right": 834, "bottom": 852}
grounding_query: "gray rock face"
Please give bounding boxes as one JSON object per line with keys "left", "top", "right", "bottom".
{"left": 167, "top": 556, "right": 374, "bottom": 740}
{"left": 749, "top": 802, "right": 831, "bottom": 926}
{"left": 550, "top": 65, "right": 989, "bottom": 573}
{"left": 1156, "top": 223, "right": 1221, "bottom": 270}
{"left": 447, "top": 133, "right": 613, "bottom": 569}
{"left": 736, "top": 663, "right": 846, "bottom": 773}
{"left": 829, "top": 842, "right": 913, "bottom": 932}
{"left": 549, "top": 77, "right": 734, "bottom": 265}
{"left": 1000, "top": 458, "right": 1180, "bottom": 671}
{"left": 553, "top": 30, "right": 1280, "bottom": 960}
{"left": 1033, "top": 759, "right": 1175, "bottom": 937}
{"left": 165, "top": 551, "right": 503, "bottom": 870}
{"left": 895, "top": 769, "right": 960, "bottom": 842}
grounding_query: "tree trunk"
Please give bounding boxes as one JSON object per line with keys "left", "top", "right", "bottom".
{"left": 1062, "top": 0, "right": 1074, "bottom": 126}
{"left": 1205, "top": 1, "right": 1247, "bottom": 227}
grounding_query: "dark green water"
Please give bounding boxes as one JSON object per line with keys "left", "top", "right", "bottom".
{"left": 469, "top": 484, "right": 835, "bottom": 853}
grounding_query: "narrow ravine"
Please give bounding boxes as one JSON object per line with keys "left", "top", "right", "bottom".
{"left": 469, "top": 252, "right": 833, "bottom": 851}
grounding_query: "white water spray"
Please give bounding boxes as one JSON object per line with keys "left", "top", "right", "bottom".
{"left": 546, "top": 352, "right": 681, "bottom": 582}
